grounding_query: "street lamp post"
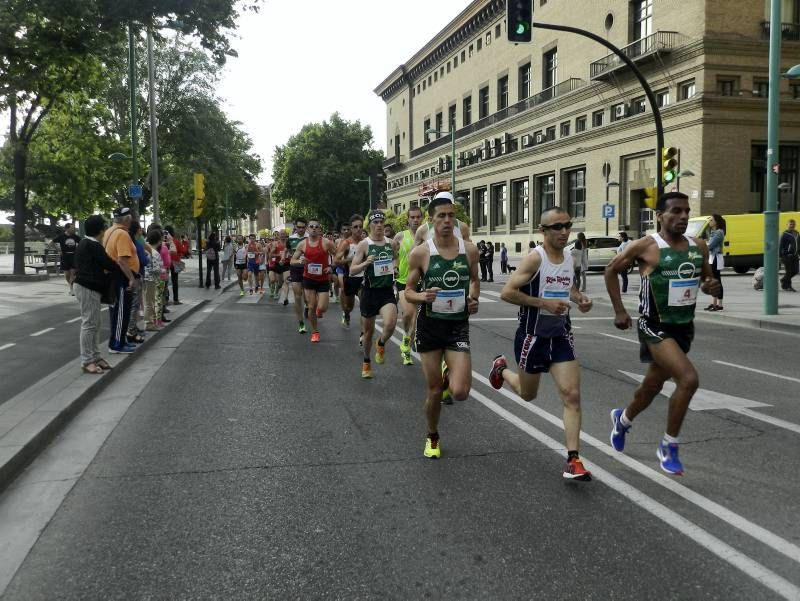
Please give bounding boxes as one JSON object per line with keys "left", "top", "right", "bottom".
{"left": 426, "top": 128, "right": 456, "bottom": 196}
{"left": 128, "top": 23, "right": 139, "bottom": 187}
{"left": 354, "top": 177, "right": 372, "bottom": 214}
{"left": 605, "top": 181, "right": 620, "bottom": 237}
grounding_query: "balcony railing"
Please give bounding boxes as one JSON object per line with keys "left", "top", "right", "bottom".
{"left": 409, "top": 77, "right": 586, "bottom": 159}
{"left": 589, "top": 31, "right": 688, "bottom": 80}
{"left": 761, "top": 21, "right": 800, "bottom": 41}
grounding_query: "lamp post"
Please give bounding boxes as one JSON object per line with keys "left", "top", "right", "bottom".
{"left": 128, "top": 23, "right": 139, "bottom": 187}
{"left": 354, "top": 177, "right": 372, "bottom": 214}
{"left": 605, "top": 181, "right": 620, "bottom": 236}
{"left": 426, "top": 128, "right": 456, "bottom": 196}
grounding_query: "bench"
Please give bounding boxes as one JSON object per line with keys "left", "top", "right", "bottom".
{"left": 26, "top": 249, "right": 60, "bottom": 274}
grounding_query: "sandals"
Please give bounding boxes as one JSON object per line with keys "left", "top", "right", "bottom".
{"left": 82, "top": 363, "right": 104, "bottom": 375}
{"left": 127, "top": 333, "right": 145, "bottom": 344}
{"left": 96, "top": 359, "right": 113, "bottom": 371}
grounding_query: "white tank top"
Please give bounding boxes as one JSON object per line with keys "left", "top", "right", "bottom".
{"left": 518, "top": 245, "right": 574, "bottom": 337}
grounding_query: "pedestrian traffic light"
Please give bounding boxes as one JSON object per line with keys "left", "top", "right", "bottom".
{"left": 507, "top": 0, "right": 533, "bottom": 43}
{"left": 193, "top": 172, "right": 205, "bottom": 218}
{"left": 662, "top": 147, "right": 678, "bottom": 187}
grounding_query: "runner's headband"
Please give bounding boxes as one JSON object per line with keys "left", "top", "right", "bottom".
{"left": 368, "top": 211, "right": 385, "bottom": 224}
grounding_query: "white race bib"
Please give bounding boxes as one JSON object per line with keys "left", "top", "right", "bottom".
{"left": 432, "top": 289, "right": 466, "bottom": 314}
{"left": 668, "top": 278, "right": 700, "bottom": 306}
{"left": 247, "top": 252, "right": 255, "bottom": 259}
{"left": 540, "top": 288, "right": 570, "bottom": 315}
{"left": 373, "top": 259, "right": 394, "bottom": 277}
{"left": 308, "top": 263, "right": 323, "bottom": 275}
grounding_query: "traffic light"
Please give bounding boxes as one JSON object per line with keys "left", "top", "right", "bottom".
{"left": 643, "top": 186, "right": 658, "bottom": 210}
{"left": 507, "top": 0, "right": 533, "bottom": 43}
{"left": 662, "top": 147, "right": 678, "bottom": 187}
{"left": 193, "top": 172, "right": 205, "bottom": 218}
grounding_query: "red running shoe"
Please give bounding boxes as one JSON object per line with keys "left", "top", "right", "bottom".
{"left": 489, "top": 354, "right": 507, "bottom": 389}
{"left": 310, "top": 331, "right": 320, "bottom": 343}
{"left": 563, "top": 457, "right": 592, "bottom": 481}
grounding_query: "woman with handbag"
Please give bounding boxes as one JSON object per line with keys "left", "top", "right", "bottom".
{"left": 205, "top": 232, "right": 221, "bottom": 289}
{"left": 705, "top": 214, "right": 726, "bottom": 311}
{"left": 220, "top": 235, "right": 234, "bottom": 281}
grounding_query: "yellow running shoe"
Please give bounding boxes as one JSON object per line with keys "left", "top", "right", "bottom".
{"left": 375, "top": 343, "right": 385, "bottom": 364}
{"left": 401, "top": 350, "right": 413, "bottom": 366}
{"left": 441, "top": 360, "right": 453, "bottom": 404}
{"left": 361, "top": 361, "right": 373, "bottom": 379}
{"left": 424, "top": 434, "right": 441, "bottom": 459}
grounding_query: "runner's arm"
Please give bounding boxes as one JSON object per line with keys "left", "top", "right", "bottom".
{"left": 499, "top": 251, "right": 542, "bottom": 307}
{"left": 604, "top": 237, "right": 649, "bottom": 316}
{"left": 402, "top": 246, "right": 434, "bottom": 305}
{"left": 349, "top": 240, "right": 371, "bottom": 275}
{"left": 289, "top": 241, "right": 306, "bottom": 266}
{"left": 465, "top": 241, "right": 480, "bottom": 314}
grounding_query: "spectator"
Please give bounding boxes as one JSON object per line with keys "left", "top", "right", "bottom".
{"left": 102, "top": 207, "right": 138, "bottom": 354}
{"left": 780, "top": 219, "right": 799, "bottom": 292}
{"left": 500, "top": 242, "right": 508, "bottom": 274}
{"left": 572, "top": 232, "right": 589, "bottom": 292}
{"left": 616, "top": 232, "right": 631, "bottom": 293}
{"left": 205, "top": 232, "right": 221, "bottom": 289}
{"left": 53, "top": 222, "right": 81, "bottom": 295}
{"left": 157, "top": 227, "right": 173, "bottom": 323}
{"left": 144, "top": 230, "right": 165, "bottom": 331}
{"left": 181, "top": 235, "right": 192, "bottom": 258}
{"left": 484, "top": 240, "right": 495, "bottom": 282}
{"left": 127, "top": 221, "right": 148, "bottom": 343}
{"left": 220, "top": 235, "right": 234, "bottom": 281}
{"left": 528, "top": 240, "right": 536, "bottom": 254}
{"left": 705, "top": 215, "right": 726, "bottom": 310}
{"left": 164, "top": 225, "right": 183, "bottom": 305}
{"left": 477, "top": 240, "right": 488, "bottom": 281}
{"left": 74, "top": 215, "right": 120, "bottom": 373}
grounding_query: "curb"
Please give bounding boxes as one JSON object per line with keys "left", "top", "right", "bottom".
{"left": 0, "top": 297, "right": 210, "bottom": 493}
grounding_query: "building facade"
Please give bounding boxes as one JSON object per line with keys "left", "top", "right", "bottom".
{"left": 374, "top": 0, "right": 800, "bottom": 256}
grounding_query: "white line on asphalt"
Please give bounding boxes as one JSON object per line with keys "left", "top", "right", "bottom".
{"left": 469, "top": 318, "right": 517, "bottom": 322}
{"left": 29, "top": 328, "right": 55, "bottom": 337}
{"left": 478, "top": 296, "right": 497, "bottom": 303}
{"left": 600, "top": 332, "right": 638, "bottom": 344}
{"left": 481, "top": 290, "right": 502, "bottom": 297}
{"left": 65, "top": 317, "right": 81, "bottom": 324}
{"left": 713, "top": 360, "right": 800, "bottom": 384}
{"left": 0, "top": 343, "right": 15, "bottom": 351}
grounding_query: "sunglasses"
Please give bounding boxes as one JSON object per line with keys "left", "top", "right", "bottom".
{"left": 308, "top": 224, "right": 321, "bottom": 229}
{"left": 541, "top": 221, "right": 573, "bottom": 231}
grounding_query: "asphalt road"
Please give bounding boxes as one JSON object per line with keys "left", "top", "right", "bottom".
{"left": 2, "top": 282, "right": 799, "bottom": 600}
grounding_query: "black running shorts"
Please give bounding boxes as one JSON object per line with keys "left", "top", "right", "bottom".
{"left": 637, "top": 317, "right": 694, "bottom": 363}
{"left": 414, "top": 309, "right": 470, "bottom": 353}
{"left": 302, "top": 278, "right": 330, "bottom": 293}
{"left": 344, "top": 276, "right": 362, "bottom": 297}
{"left": 360, "top": 285, "right": 396, "bottom": 318}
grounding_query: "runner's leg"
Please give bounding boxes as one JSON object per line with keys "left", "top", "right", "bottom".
{"left": 641, "top": 340, "right": 698, "bottom": 437}
{"left": 420, "top": 349, "right": 445, "bottom": 433}
{"left": 549, "top": 360, "right": 583, "bottom": 452}
{"left": 443, "top": 348, "right": 471, "bottom": 401}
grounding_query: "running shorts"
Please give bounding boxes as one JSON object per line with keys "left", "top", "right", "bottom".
{"left": 60, "top": 256, "right": 75, "bottom": 272}
{"left": 514, "top": 328, "right": 575, "bottom": 374}
{"left": 335, "top": 266, "right": 345, "bottom": 276}
{"left": 303, "top": 278, "right": 330, "bottom": 293}
{"left": 414, "top": 309, "right": 470, "bottom": 353}
{"left": 360, "top": 285, "right": 396, "bottom": 318}
{"left": 234, "top": 262, "right": 246, "bottom": 271}
{"left": 289, "top": 266, "right": 304, "bottom": 283}
{"left": 637, "top": 317, "right": 694, "bottom": 363}
{"left": 344, "top": 276, "right": 362, "bottom": 297}
{"left": 247, "top": 260, "right": 259, "bottom": 273}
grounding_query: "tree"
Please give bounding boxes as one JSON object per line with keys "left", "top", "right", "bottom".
{"left": 271, "top": 114, "right": 384, "bottom": 229}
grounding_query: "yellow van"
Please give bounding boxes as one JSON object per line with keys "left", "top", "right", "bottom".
{"left": 686, "top": 212, "right": 800, "bottom": 273}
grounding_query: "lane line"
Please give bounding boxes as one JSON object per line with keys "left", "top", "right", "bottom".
{"left": 29, "top": 328, "right": 55, "bottom": 337}
{"left": 100, "top": 307, "right": 108, "bottom": 312}
{"left": 600, "top": 332, "right": 638, "bottom": 344}
{"left": 481, "top": 290, "right": 502, "bottom": 297}
{"left": 477, "top": 296, "right": 497, "bottom": 303}
{"left": 469, "top": 318, "right": 517, "bottom": 322}
{"left": 0, "top": 343, "right": 15, "bottom": 351}
{"left": 736, "top": 408, "right": 800, "bottom": 436}
{"left": 713, "top": 360, "right": 800, "bottom": 384}
{"left": 65, "top": 317, "right": 81, "bottom": 324}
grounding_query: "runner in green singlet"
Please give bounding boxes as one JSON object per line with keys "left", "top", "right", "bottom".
{"left": 286, "top": 218, "right": 308, "bottom": 333}
{"left": 604, "top": 191, "right": 721, "bottom": 475}
{"left": 393, "top": 205, "right": 423, "bottom": 366}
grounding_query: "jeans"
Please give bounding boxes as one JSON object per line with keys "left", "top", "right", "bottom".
{"left": 206, "top": 259, "right": 220, "bottom": 288}
{"left": 781, "top": 256, "right": 799, "bottom": 289}
{"left": 75, "top": 283, "right": 102, "bottom": 366}
{"left": 221, "top": 258, "right": 233, "bottom": 281}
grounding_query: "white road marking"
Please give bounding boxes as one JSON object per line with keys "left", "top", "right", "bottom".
{"left": 29, "top": 328, "right": 55, "bottom": 337}
{"left": 0, "top": 343, "right": 15, "bottom": 351}
{"left": 469, "top": 318, "right": 517, "bottom": 322}
{"left": 66, "top": 317, "right": 81, "bottom": 323}
{"left": 600, "top": 332, "right": 638, "bottom": 344}
{"left": 713, "top": 360, "right": 800, "bottom": 384}
{"left": 481, "top": 290, "right": 502, "bottom": 297}
{"left": 478, "top": 296, "right": 497, "bottom": 303}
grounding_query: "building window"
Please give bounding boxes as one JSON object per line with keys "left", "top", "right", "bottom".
{"left": 753, "top": 78, "right": 769, "bottom": 98}
{"left": 423, "top": 118, "right": 431, "bottom": 144}
{"left": 454, "top": 56, "right": 458, "bottom": 68}
{"left": 543, "top": 48, "right": 558, "bottom": 90}
{"left": 717, "top": 76, "right": 738, "bottom": 96}
{"left": 519, "top": 62, "right": 531, "bottom": 101}
{"left": 592, "top": 109, "right": 604, "bottom": 127}
{"left": 428, "top": 75, "right": 432, "bottom": 86}
{"left": 545, "top": 125, "right": 556, "bottom": 141}
{"left": 495, "top": 24, "right": 501, "bottom": 38}
{"left": 536, "top": 173, "right": 556, "bottom": 215}
{"left": 477, "top": 38, "right": 482, "bottom": 51}
{"left": 678, "top": 79, "right": 696, "bottom": 100}
{"left": 394, "top": 203, "right": 402, "bottom": 214}
{"left": 498, "top": 75, "right": 509, "bottom": 110}
{"left": 435, "top": 112, "right": 443, "bottom": 135}
{"left": 469, "top": 44, "right": 474, "bottom": 57}
{"left": 491, "top": 183, "right": 508, "bottom": 228}
{"left": 479, "top": 86, "right": 490, "bottom": 119}
{"left": 448, "top": 105, "right": 457, "bottom": 130}
{"left": 563, "top": 167, "right": 587, "bottom": 219}
{"left": 473, "top": 187, "right": 488, "bottom": 228}
{"left": 576, "top": 115, "right": 587, "bottom": 132}
{"left": 656, "top": 88, "right": 670, "bottom": 107}
{"left": 461, "top": 50, "right": 466, "bottom": 62}
{"left": 632, "top": 96, "right": 646, "bottom": 114}
{"left": 751, "top": 144, "right": 799, "bottom": 211}
{"left": 447, "top": 62, "right": 451, "bottom": 73}
{"left": 560, "top": 121, "right": 571, "bottom": 137}
{"left": 512, "top": 178, "right": 529, "bottom": 226}
{"left": 434, "top": 72, "right": 438, "bottom": 83}
{"left": 440, "top": 66, "right": 444, "bottom": 77}
{"left": 611, "top": 102, "right": 628, "bottom": 121}
{"left": 463, "top": 95, "right": 472, "bottom": 126}
{"left": 631, "top": 0, "right": 653, "bottom": 42}
{"left": 486, "top": 32, "right": 491, "bottom": 45}
{"left": 422, "top": 81, "right": 426, "bottom": 91}
{"left": 793, "top": 84, "right": 800, "bottom": 99}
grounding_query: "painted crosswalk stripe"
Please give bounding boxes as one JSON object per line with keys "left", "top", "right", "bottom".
{"left": 30, "top": 328, "right": 55, "bottom": 337}
{"left": 481, "top": 290, "right": 502, "bottom": 297}
{"left": 66, "top": 317, "right": 81, "bottom": 324}
{"left": 0, "top": 343, "right": 15, "bottom": 351}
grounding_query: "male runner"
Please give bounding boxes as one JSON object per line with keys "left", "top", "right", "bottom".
{"left": 404, "top": 195, "right": 480, "bottom": 458}
{"left": 350, "top": 210, "right": 399, "bottom": 379}
{"left": 604, "top": 191, "right": 720, "bottom": 475}
{"left": 333, "top": 223, "right": 351, "bottom": 304}
{"left": 488, "top": 207, "right": 594, "bottom": 480}
{"left": 245, "top": 234, "right": 260, "bottom": 294}
{"left": 274, "top": 231, "right": 290, "bottom": 303}
{"left": 290, "top": 218, "right": 336, "bottom": 343}
{"left": 394, "top": 205, "right": 424, "bottom": 366}
{"left": 414, "top": 191, "right": 471, "bottom": 246}
{"left": 257, "top": 237, "right": 268, "bottom": 292}
{"left": 287, "top": 218, "right": 308, "bottom": 333}
{"left": 268, "top": 233, "right": 285, "bottom": 299}
{"left": 233, "top": 235, "right": 247, "bottom": 296}
{"left": 334, "top": 214, "right": 364, "bottom": 329}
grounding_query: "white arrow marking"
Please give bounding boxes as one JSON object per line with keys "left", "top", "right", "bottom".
{"left": 619, "top": 370, "right": 800, "bottom": 435}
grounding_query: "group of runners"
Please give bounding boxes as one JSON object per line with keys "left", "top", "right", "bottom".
{"left": 248, "top": 190, "right": 719, "bottom": 481}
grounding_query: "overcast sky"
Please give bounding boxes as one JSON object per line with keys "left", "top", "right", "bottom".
{"left": 217, "top": 0, "right": 468, "bottom": 184}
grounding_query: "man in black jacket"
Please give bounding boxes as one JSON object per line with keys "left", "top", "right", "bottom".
{"left": 780, "top": 219, "right": 799, "bottom": 292}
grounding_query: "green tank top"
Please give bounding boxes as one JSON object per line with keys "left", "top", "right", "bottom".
{"left": 396, "top": 230, "right": 415, "bottom": 284}
{"left": 639, "top": 233, "right": 704, "bottom": 325}
{"left": 287, "top": 234, "right": 305, "bottom": 254}
{"left": 423, "top": 238, "right": 470, "bottom": 320}
{"left": 365, "top": 237, "right": 394, "bottom": 288}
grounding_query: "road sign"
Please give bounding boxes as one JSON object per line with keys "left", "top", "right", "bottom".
{"left": 128, "top": 184, "right": 142, "bottom": 199}
{"left": 603, "top": 204, "right": 615, "bottom": 219}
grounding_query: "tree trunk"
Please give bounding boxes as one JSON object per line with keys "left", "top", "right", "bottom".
{"left": 12, "top": 143, "right": 28, "bottom": 276}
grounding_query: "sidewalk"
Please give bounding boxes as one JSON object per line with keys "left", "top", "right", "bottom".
{"left": 0, "top": 256, "right": 237, "bottom": 491}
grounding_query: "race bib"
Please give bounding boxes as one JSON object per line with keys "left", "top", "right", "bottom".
{"left": 432, "top": 289, "right": 466, "bottom": 314}
{"left": 540, "top": 288, "right": 570, "bottom": 315}
{"left": 373, "top": 259, "right": 394, "bottom": 277}
{"left": 668, "top": 278, "right": 700, "bottom": 306}
{"left": 308, "top": 263, "right": 323, "bottom": 275}
{"left": 247, "top": 252, "right": 255, "bottom": 259}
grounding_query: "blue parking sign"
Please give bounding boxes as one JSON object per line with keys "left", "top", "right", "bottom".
{"left": 129, "top": 184, "right": 142, "bottom": 199}
{"left": 602, "top": 204, "right": 615, "bottom": 219}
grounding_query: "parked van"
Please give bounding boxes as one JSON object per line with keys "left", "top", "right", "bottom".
{"left": 686, "top": 212, "right": 800, "bottom": 273}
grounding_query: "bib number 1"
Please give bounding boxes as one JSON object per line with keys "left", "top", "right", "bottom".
{"left": 432, "top": 289, "right": 466, "bottom": 314}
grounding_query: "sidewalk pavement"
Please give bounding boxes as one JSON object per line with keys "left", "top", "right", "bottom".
{"left": 0, "top": 257, "right": 237, "bottom": 491}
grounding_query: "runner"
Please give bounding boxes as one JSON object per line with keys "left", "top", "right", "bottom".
{"left": 287, "top": 218, "right": 309, "bottom": 333}
{"left": 414, "top": 192, "right": 471, "bottom": 246}
{"left": 604, "top": 191, "right": 720, "bottom": 475}
{"left": 273, "top": 231, "right": 290, "bottom": 303}
{"left": 334, "top": 223, "right": 352, "bottom": 310}
{"left": 334, "top": 214, "right": 365, "bottom": 329}
{"left": 268, "top": 233, "right": 284, "bottom": 299}
{"left": 403, "top": 195, "right": 480, "bottom": 458}
{"left": 350, "top": 210, "right": 399, "bottom": 379}
{"left": 245, "top": 234, "right": 260, "bottom": 295}
{"left": 257, "top": 237, "right": 268, "bottom": 293}
{"left": 233, "top": 235, "right": 247, "bottom": 296}
{"left": 393, "top": 205, "right": 424, "bottom": 366}
{"left": 487, "top": 206, "right": 594, "bottom": 481}
{"left": 290, "top": 218, "right": 336, "bottom": 343}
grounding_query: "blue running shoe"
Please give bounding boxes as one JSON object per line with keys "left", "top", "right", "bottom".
{"left": 657, "top": 442, "right": 683, "bottom": 475}
{"left": 609, "top": 408, "right": 631, "bottom": 452}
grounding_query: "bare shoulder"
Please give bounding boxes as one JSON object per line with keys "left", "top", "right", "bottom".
{"left": 408, "top": 240, "right": 430, "bottom": 264}
{"left": 459, "top": 222, "right": 471, "bottom": 240}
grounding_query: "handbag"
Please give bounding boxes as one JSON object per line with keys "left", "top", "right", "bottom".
{"left": 173, "top": 260, "right": 186, "bottom": 273}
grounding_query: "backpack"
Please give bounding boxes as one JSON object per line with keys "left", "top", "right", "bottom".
{"left": 205, "top": 247, "right": 217, "bottom": 261}
{"left": 753, "top": 267, "right": 764, "bottom": 291}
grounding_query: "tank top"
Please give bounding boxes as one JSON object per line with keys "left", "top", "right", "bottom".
{"left": 364, "top": 237, "right": 394, "bottom": 289}
{"left": 423, "top": 237, "right": 470, "bottom": 321}
{"left": 270, "top": 241, "right": 285, "bottom": 267}
{"left": 302, "top": 238, "right": 329, "bottom": 281}
{"left": 235, "top": 245, "right": 247, "bottom": 263}
{"left": 639, "top": 233, "right": 703, "bottom": 325}
{"left": 287, "top": 234, "right": 306, "bottom": 256}
{"left": 518, "top": 245, "right": 573, "bottom": 337}
{"left": 246, "top": 242, "right": 259, "bottom": 263}
{"left": 396, "top": 230, "right": 415, "bottom": 284}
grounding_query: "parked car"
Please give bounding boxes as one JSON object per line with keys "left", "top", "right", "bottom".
{"left": 566, "top": 236, "right": 632, "bottom": 271}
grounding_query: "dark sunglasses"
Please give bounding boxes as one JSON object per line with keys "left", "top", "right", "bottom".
{"left": 541, "top": 221, "right": 573, "bottom": 231}
{"left": 308, "top": 224, "right": 321, "bottom": 229}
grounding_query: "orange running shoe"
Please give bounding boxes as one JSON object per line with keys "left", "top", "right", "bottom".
{"left": 563, "top": 456, "right": 592, "bottom": 481}
{"left": 310, "top": 331, "right": 320, "bottom": 343}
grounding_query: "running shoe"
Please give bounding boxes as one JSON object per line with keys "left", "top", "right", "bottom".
{"left": 375, "top": 343, "right": 385, "bottom": 364}
{"left": 400, "top": 336, "right": 411, "bottom": 355}
{"left": 298, "top": 322, "right": 307, "bottom": 334}
{"left": 657, "top": 442, "right": 683, "bottom": 475}
{"left": 310, "top": 331, "right": 320, "bottom": 343}
{"left": 489, "top": 354, "right": 507, "bottom": 389}
{"left": 441, "top": 361, "right": 452, "bottom": 405}
{"left": 344, "top": 312, "right": 350, "bottom": 327}
{"left": 609, "top": 408, "right": 631, "bottom": 452}
{"left": 424, "top": 434, "right": 441, "bottom": 459}
{"left": 401, "top": 350, "right": 413, "bottom": 366}
{"left": 283, "top": 299, "right": 289, "bottom": 306}
{"left": 361, "top": 361, "right": 372, "bottom": 379}
{"left": 240, "top": 290, "right": 245, "bottom": 297}
{"left": 108, "top": 344, "right": 136, "bottom": 354}
{"left": 563, "top": 457, "right": 592, "bottom": 481}
{"left": 341, "top": 313, "right": 347, "bottom": 326}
